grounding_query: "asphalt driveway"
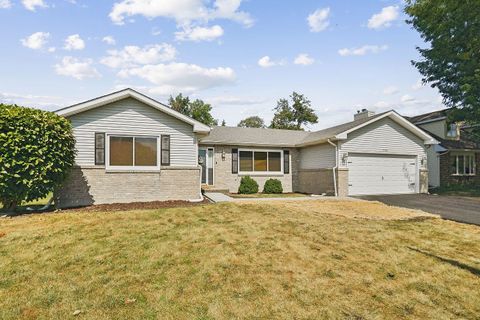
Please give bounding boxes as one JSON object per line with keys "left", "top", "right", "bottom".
{"left": 359, "top": 194, "right": 480, "bottom": 226}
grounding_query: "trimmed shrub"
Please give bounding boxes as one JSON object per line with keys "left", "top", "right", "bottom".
{"left": 238, "top": 176, "right": 259, "bottom": 194}
{"left": 0, "top": 104, "right": 76, "bottom": 212}
{"left": 263, "top": 178, "right": 283, "bottom": 194}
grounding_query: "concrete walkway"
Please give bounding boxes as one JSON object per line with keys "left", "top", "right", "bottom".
{"left": 204, "top": 192, "right": 234, "bottom": 202}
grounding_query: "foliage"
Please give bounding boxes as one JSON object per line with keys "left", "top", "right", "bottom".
{"left": 0, "top": 104, "right": 76, "bottom": 212}
{"left": 221, "top": 119, "right": 226, "bottom": 126}
{"left": 263, "top": 178, "right": 283, "bottom": 194}
{"left": 405, "top": 0, "right": 480, "bottom": 136}
{"left": 190, "top": 99, "right": 218, "bottom": 127}
{"left": 270, "top": 92, "right": 318, "bottom": 130}
{"left": 238, "top": 116, "right": 265, "bottom": 128}
{"left": 168, "top": 93, "right": 218, "bottom": 126}
{"left": 238, "top": 176, "right": 259, "bottom": 194}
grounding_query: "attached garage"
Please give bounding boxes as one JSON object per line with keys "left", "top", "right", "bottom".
{"left": 347, "top": 153, "right": 417, "bottom": 196}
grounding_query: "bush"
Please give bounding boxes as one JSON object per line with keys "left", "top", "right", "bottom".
{"left": 0, "top": 104, "right": 76, "bottom": 213}
{"left": 238, "top": 176, "right": 259, "bottom": 194}
{"left": 263, "top": 178, "right": 283, "bottom": 194}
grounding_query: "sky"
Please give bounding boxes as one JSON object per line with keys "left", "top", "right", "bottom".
{"left": 0, "top": 0, "right": 444, "bottom": 130}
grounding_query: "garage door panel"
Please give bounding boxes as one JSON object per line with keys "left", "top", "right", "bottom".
{"left": 348, "top": 153, "right": 417, "bottom": 196}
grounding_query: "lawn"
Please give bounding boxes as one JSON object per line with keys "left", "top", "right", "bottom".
{"left": 1, "top": 200, "right": 479, "bottom": 319}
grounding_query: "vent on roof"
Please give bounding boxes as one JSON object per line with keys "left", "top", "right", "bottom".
{"left": 354, "top": 109, "right": 375, "bottom": 121}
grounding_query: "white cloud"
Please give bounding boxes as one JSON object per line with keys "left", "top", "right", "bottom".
{"left": 257, "top": 56, "right": 284, "bottom": 68}
{"left": 109, "top": 0, "right": 253, "bottom": 27}
{"left": 307, "top": 7, "right": 330, "bottom": 32}
{"left": 368, "top": 6, "right": 399, "bottom": 29}
{"left": 64, "top": 34, "right": 85, "bottom": 50}
{"left": 294, "top": 53, "right": 314, "bottom": 66}
{"left": 0, "top": 0, "right": 12, "bottom": 9}
{"left": 175, "top": 25, "right": 224, "bottom": 42}
{"left": 21, "top": 32, "right": 50, "bottom": 50}
{"left": 47, "top": 47, "right": 56, "bottom": 52}
{"left": 102, "top": 36, "right": 116, "bottom": 45}
{"left": 401, "top": 94, "right": 415, "bottom": 103}
{"left": 338, "top": 45, "right": 388, "bottom": 56}
{"left": 383, "top": 85, "right": 399, "bottom": 95}
{"left": 101, "top": 43, "right": 177, "bottom": 68}
{"left": 22, "top": 0, "right": 47, "bottom": 11}
{"left": 0, "top": 92, "right": 64, "bottom": 109}
{"left": 412, "top": 79, "right": 424, "bottom": 90}
{"left": 55, "top": 56, "right": 101, "bottom": 80}
{"left": 118, "top": 62, "right": 236, "bottom": 94}
{"left": 206, "top": 95, "right": 267, "bottom": 106}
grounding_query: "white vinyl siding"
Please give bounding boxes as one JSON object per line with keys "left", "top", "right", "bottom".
{"left": 339, "top": 117, "right": 426, "bottom": 159}
{"left": 69, "top": 97, "right": 197, "bottom": 167}
{"left": 299, "top": 143, "right": 336, "bottom": 169}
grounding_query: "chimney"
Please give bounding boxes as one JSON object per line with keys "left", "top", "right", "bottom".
{"left": 354, "top": 108, "right": 375, "bottom": 121}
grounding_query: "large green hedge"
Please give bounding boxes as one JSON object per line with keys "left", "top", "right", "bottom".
{"left": 238, "top": 176, "right": 259, "bottom": 194}
{"left": 0, "top": 104, "right": 76, "bottom": 212}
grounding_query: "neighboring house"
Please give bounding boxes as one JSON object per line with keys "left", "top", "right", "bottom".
{"left": 55, "top": 89, "right": 437, "bottom": 208}
{"left": 408, "top": 109, "right": 480, "bottom": 188}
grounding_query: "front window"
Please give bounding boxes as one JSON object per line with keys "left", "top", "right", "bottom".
{"left": 451, "top": 154, "right": 476, "bottom": 176}
{"left": 108, "top": 135, "right": 158, "bottom": 169}
{"left": 239, "top": 150, "right": 282, "bottom": 173}
{"left": 447, "top": 123, "right": 458, "bottom": 138}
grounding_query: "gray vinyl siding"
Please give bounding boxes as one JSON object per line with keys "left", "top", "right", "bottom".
{"left": 299, "top": 143, "right": 336, "bottom": 169}
{"left": 69, "top": 97, "right": 197, "bottom": 167}
{"left": 339, "top": 117, "right": 426, "bottom": 158}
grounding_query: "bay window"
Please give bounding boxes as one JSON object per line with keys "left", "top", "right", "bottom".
{"left": 451, "top": 153, "right": 476, "bottom": 176}
{"left": 107, "top": 135, "right": 159, "bottom": 170}
{"left": 239, "top": 150, "right": 282, "bottom": 173}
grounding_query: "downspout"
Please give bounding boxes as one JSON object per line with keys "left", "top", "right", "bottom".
{"left": 327, "top": 139, "right": 338, "bottom": 197}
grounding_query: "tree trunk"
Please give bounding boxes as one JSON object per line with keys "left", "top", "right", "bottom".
{"left": 2, "top": 199, "right": 18, "bottom": 216}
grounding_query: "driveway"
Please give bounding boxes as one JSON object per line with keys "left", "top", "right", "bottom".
{"left": 359, "top": 194, "right": 480, "bottom": 226}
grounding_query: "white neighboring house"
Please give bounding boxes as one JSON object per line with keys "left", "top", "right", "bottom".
{"left": 55, "top": 89, "right": 437, "bottom": 208}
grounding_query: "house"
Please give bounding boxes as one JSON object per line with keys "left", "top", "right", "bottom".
{"left": 55, "top": 89, "right": 437, "bottom": 208}
{"left": 408, "top": 109, "right": 479, "bottom": 188}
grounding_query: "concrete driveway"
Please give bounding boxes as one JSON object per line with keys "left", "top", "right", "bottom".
{"left": 359, "top": 194, "right": 480, "bottom": 226}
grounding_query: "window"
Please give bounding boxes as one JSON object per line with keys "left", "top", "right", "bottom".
{"left": 447, "top": 123, "right": 458, "bottom": 138}
{"left": 161, "top": 135, "right": 170, "bottom": 166}
{"left": 232, "top": 148, "right": 238, "bottom": 174}
{"left": 238, "top": 150, "right": 282, "bottom": 173}
{"left": 95, "top": 133, "right": 105, "bottom": 165}
{"left": 108, "top": 135, "right": 159, "bottom": 169}
{"left": 451, "top": 154, "right": 476, "bottom": 176}
{"left": 283, "top": 150, "right": 290, "bottom": 174}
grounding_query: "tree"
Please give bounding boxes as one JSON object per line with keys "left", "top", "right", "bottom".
{"left": 190, "top": 99, "right": 218, "bottom": 126}
{"left": 168, "top": 93, "right": 190, "bottom": 115}
{"left": 168, "top": 94, "right": 217, "bottom": 126}
{"left": 237, "top": 116, "right": 265, "bottom": 128}
{"left": 405, "top": 0, "right": 480, "bottom": 135}
{"left": 221, "top": 119, "right": 226, "bottom": 126}
{"left": 270, "top": 92, "right": 318, "bottom": 130}
{"left": 0, "top": 104, "right": 76, "bottom": 213}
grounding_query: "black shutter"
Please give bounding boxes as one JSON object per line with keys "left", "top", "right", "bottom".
{"left": 283, "top": 150, "right": 290, "bottom": 174}
{"left": 95, "top": 133, "right": 105, "bottom": 165}
{"left": 232, "top": 148, "right": 238, "bottom": 173}
{"left": 161, "top": 135, "right": 170, "bottom": 166}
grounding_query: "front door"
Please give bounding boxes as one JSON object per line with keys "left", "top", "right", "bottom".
{"left": 199, "top": 148, "right": 214, "bottom": 185}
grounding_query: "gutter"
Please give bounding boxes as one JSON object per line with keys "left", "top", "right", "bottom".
{"left": 327, "top": 139, "right": 338, "bottom": 197}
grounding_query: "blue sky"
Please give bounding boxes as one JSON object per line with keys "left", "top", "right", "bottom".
{"left": 0, "top": 0, "right": 443, "bottom": 129}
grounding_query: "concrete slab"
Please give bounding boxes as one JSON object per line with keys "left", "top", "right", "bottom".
{"left": 204, "top": 192, "right": 234, "bottom": 203}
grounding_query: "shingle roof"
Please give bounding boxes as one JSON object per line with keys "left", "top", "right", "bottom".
{"left": 199, "top": 126, "right": 310, "bottom": 147}
{"left": 199, "top": 111, "right": 391, "bottom": 147}
{"left": 407, "top": 108, "right": 449, "bottom": 124}
{"left": 298, "top": 111, "right": 390, "bottom": 145}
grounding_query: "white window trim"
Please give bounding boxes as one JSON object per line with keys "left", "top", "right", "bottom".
{"left": 238, "top": 148, "right": 284, "bottom": 175}
{"left": 105, "top": 134, "right": 160, "bottom": 171}
{"left": 451, "top": 153, "right": 476, "bottom": 176}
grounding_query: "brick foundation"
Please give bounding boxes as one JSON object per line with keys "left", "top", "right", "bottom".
{"left": 56, "top": 166, "right": 202, "bottom": 208}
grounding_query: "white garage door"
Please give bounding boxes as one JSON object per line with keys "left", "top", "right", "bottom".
{"left": 348, "top": 153, "right": 417, "bottom": 196}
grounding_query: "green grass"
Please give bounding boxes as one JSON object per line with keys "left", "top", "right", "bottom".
{"left": 228, "top": 192, "right": 307, "bottom": 198}
{"left": 0, "top": 201, "right": 479, "bottom": 319}
{"left": 432, "top": 184, "right": 480, "bottom": 197}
